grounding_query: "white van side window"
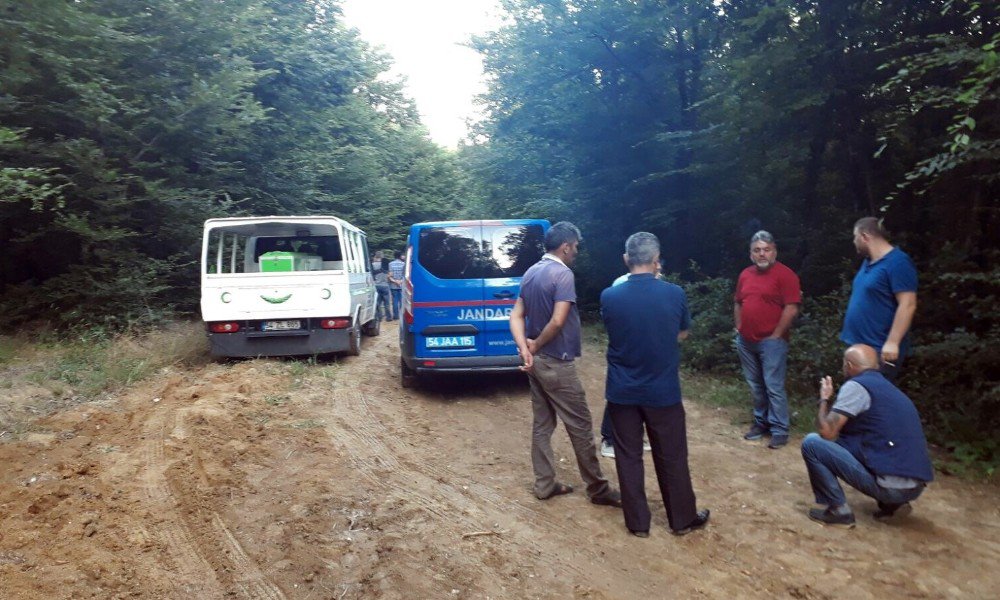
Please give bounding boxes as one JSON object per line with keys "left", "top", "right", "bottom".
{"left": 205, "top": 229, "right": 250, "bottom": 274}
{"left": 345, "top": 230, "right": 357, "bottom": 272}
{"left": 353, "top": 232, "right": 364, "bottom": 273}
{"left": 360, "top": 235, "right": 371, "bottom": 271}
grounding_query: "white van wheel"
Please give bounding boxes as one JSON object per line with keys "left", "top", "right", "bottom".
{"left": 347, "top": 321, "right": 362, "bottom": 356}
{"left": 362, "top": 316, "right": 380, "bottom": 337}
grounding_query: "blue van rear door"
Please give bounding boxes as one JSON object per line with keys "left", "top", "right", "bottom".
{"left": 480, "top": 221, "right": 547, "bottom": 357}
{"left": 411, "top": 224, "right": 485, "bottom": 358}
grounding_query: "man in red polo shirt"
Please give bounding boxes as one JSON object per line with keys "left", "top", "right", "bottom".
{"left": 734, "top": 231, "right": 801, "bottom": 449}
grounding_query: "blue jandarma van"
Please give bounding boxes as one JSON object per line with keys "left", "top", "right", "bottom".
{"left": 399, "top": 219, "right": 550, "bottom": 387}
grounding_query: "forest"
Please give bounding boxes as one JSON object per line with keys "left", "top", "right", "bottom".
{"left": 1, "top": 1, "right": 997, "bottom": 470}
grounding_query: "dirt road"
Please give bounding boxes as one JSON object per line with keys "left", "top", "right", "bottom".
{"left": 1, "top": 322, "right": 998, "bottom": 599}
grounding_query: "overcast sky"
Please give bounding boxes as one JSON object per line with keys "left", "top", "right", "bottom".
{"left": 340, "top": 0, "right": 502, "bottom": 148}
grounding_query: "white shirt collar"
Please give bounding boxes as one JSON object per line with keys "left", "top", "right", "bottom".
{"left": 542, "top": 252, "right": 566, "bottom": 267}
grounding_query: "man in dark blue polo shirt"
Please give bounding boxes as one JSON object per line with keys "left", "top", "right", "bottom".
{"left": 600, "top": 232, "right": 710, "bottom": 537}
{"left": 841, "top": 217, "right": 918, "bottom": 381}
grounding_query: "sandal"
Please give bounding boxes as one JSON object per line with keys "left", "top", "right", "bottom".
{"left": 538, "top": 483, "right": 574, "bottom": 500}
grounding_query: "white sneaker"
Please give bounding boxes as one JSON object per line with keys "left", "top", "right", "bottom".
{"left": 600, "top": 440, "right": 615, "bottom": 458}
{"left": 643, "top": 438, "right": 652, "bottom": 452}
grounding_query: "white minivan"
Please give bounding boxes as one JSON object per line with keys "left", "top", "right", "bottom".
{"left": 200, "top": 216, "right": 378, "bottom": 358}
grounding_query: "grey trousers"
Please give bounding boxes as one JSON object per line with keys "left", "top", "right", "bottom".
{"left": 527, "top": 354, "right": 611, "bottom": 500}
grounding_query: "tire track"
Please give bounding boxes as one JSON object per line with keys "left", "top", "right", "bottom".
{"left": 213, "top": 512, "right": 287, "bottom": 600}
{"left": 323, "top": 385, "right": 591, "bottom": 581}
{"left": 135, "top": 407, "right": 225, "bottom": 597}
{"left": 130, "top": 372, "right": 287, "bottom": 600}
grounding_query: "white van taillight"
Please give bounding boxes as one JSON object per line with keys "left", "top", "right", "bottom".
{"left": 209, "top": 322, "right": 240, "bottom": 333}
{"left": 320, "top": 318, "right": 350, "bottom": 329}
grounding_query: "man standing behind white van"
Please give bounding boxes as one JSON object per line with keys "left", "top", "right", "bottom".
{"left": 387, "top": 251, "right": 405, "bottom": 321}
{"left": 372, "top": 252, "right": 391, "bottom": 322}
{"left": 510, "top": 221, "right": 622, "bottom": 508}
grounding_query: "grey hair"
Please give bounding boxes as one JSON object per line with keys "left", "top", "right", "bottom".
{"left": 544, "top": 221, "right": 582, "bottom": 251}
{"left": 750, "top": 230, "right": 776, "bottom": 246}
{"left": 625, "top": 232, "right": 660, "bottom": 267}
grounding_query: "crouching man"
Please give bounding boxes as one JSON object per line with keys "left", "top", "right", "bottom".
{"left": 803, "top": 344, "right": 933, "bottom": 528}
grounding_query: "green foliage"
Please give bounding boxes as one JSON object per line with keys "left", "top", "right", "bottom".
{"left": 0, "top": 0, "right": 465, "bottom": 330}
{"left": 666, "top": 272, "right": 738, "bottom": 374}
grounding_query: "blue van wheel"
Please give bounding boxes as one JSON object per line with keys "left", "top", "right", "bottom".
{"left": 400, "top": 358, "right": 418, "bottom": 389}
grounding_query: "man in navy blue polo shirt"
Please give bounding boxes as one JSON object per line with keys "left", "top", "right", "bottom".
{"left": 600, "top": 232, "right": 710, "bottom": 537}
{"left": 841, "top": 217, "right": 918, "bottom": 382}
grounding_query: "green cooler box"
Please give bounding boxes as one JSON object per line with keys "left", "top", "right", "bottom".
{"left": 260, "top": 251, "right": 320, "bottom": 272}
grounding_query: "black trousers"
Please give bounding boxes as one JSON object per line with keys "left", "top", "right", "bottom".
{"left": 607, "top": 402, "right": 698, "bottom": 532}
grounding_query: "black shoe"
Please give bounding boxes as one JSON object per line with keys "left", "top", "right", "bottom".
{"left": 743, "top": 424, "right": 768, "bottom": 441}
{"left": 591, "top": 490, "right": 623, "bottom": 508}
{"left": 671, "top": 509, "right": 710, "bottom": 535}
{"left": 874, "top": 501, "right": 913, "bottom": 521}
{"left": 768, "top": 434, "right": 789, "bottom": 449}
{"left": 808, "top": 507, "right": 856, "bottom": 528}
{"left": 629, "top": 529, "right": 649, "bottom": 538}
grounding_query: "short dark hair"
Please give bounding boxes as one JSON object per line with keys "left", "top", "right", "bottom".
{"left": 395, "top": 251, "right": 404, "bottom": 259}
{"left": 854, "top": 217, "right": 887, "bottom": 239}
{"left": 544, "top": 221, "right": 582, "bottom": 251}
{"left": 625, "top": 232, "right": 659, "bottom": 267}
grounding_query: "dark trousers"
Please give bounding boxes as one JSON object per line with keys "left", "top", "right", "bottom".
{"left": 608, "top": 402, "right": 698, "bottom": 532}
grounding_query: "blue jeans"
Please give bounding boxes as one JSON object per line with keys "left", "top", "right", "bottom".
{"left": 801, "top": 433, "right": 926, "bottom": 508}
{"left": 375, "top": 285, "right": 391, "bottom": 321}
{"left": 735, "top": 335, "right": 790, "bottom": 435}
{"left": 390, "top": 288, "right": 402, "bottom": 320}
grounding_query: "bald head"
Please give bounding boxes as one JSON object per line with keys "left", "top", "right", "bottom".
{"left": 843, "top": 344, "right": 879, "bottom": 376}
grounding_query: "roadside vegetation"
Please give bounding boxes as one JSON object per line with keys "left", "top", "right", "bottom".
{"left": 0, "top": 321, "right": 210, "bottom": 439}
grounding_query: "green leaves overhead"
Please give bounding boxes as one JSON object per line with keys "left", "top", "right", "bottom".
{"left": 0, "top": 0, "right": 465, "bottom": 328}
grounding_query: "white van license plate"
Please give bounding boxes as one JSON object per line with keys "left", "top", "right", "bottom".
{"left": 262, "top": 320, "right": 301, "bottom": 331}
{"left": 426, "top": 336, "right": 475, "bottom": 348}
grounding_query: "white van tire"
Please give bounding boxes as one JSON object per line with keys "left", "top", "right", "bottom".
{"left": 362, "top": 317, "right": 380, "bottom": 337}
{"left": 346, "top": 321, "right": 362, "bottom": 356}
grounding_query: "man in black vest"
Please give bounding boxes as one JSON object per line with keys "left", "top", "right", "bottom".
{"left": 802, "top": 344, "right": 933, "bottom": 528}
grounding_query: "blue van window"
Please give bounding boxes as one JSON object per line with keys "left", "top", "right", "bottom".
{"left": 418, "top": 226, "right": 482, "bottom": 279}
{"left": 482, "top": 225, "right": 545, "bottom": 278}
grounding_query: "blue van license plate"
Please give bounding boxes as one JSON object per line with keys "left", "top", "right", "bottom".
{"left": 426, "top": 336, "right": 475, "bottom": 348}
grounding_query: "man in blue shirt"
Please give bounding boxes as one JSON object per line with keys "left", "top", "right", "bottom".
{"left": 600, "top": 232, "right": 710, "bottom": 537}
{"left": 387, "top": 251, "right": 406, "bottom": 321}
{"left": 841, "top": 217, "right": 918, "bottom": 381}
{"left": 510, "top": 222, "right": 621, "bottom": 508}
